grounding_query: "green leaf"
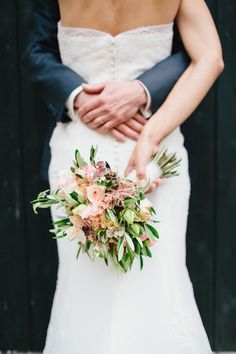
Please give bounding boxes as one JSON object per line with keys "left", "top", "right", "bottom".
{"left": 118, "top": 241, "right": 124, "bottom": 261}
{"left": 32, "top": 202, "right": 53, "bottom": 214}
{"left": 74, "top": 149, "right": 87, "bottom": 168}
{"left": 146, "top": 224, "right": 159, "bottom": 239}
{"left": 117, "top": 237, "right": 123, "bottom": 252}
{"left": 105, "top": 161, "right": 111, "bottom": 169}
{"left": 53, "top": 218, "right": 70, "bottom": 227}
{"left": 150, "top": 206, "right": 156, "bottom": 215}
{"left": 140, "top": 254, "right": 144, "bottom": 270}
{"left": 76, "top": 245, "right": 82, "bottom": 259}
{"left": 70, "top": 191, "right": 84, "bottom": 203}
{"left": 90, "top": 145, "right": 97, "bottom": 165}
{"left": 144, "top": 245, "right": 152, "bottom": 257}
{"left": 123, "top": 252, "right": 129, "bottom": 263}
{"left": 126, "top": 245, "right": 134, "bottom": 269}
{"left": 75, "top": 173, "right": 84, "bottom": 179}
{"left": 136, "top": 237, "right": 143, "bottom": 248}
{"left": 70, "top": 191, "right": 79, "bottom": 202}
{"left": 133, "top": 238, "right": 141, "bottom": 255}
{"left": 106, "top": 208, "right": 116, "bottom": 222}
{"left": 124, "top": 232, "right": 135, "bottom": 252}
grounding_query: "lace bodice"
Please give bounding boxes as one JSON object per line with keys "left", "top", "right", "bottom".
{"left": 57, "top": 21, "right": 174, "bottom": 83}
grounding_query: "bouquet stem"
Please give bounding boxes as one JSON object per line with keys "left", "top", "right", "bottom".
{"left": 153, "top": 146, "right": 182, "bottom": 178}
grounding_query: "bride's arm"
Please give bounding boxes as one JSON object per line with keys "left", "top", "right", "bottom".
{"left": 125, "top": 0, "right": 224, "bottom": 180}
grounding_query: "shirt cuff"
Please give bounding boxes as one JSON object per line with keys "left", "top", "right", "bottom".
{"left": 65, "top": 85, "right": 84, "bottom": 121}
{"left": 135, "top": 80, "right": 152, "bottom": 119}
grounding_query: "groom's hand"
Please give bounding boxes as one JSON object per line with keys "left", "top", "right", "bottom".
{"left": 74, "top": 88, "right": 147, "bottom": 142}
{"left": 77, "top": 81, "right": 148, "bottom": 132}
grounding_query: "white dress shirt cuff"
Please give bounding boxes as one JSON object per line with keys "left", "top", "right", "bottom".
{"left": 135, "top": 80, "right": 152, "bottom": 119}
{"left": 66, "top": 85, "right": 84, "bottom": 121}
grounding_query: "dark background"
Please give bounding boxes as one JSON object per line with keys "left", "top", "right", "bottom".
{"left": 0, "top": 0, "right": 236, "bottom": 352}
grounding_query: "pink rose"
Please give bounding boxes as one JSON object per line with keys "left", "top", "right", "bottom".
{"left": 86, "top": 184, "right": 105, "bottom": 203}
{"left": 80, "top": 201, "right": 106, "bottom": 219}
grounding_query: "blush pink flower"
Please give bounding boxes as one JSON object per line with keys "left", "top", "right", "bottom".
{"left": 79, "top": 205, "right": 93, "bottom": 219}
{"left": 86, "top": 184, "right": 105, "bottom": 203}
{"left": 69, "top": 215, "right": 83, "bottom": 229}
{"left": 83, "top": 164, "right": 97, "bottom": 182}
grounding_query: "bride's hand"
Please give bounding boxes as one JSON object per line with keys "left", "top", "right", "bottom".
{"left": 125, "top": 125, "right": 161, "bottom": 193}
{"left": 99, "top": 112, "right": 147, "bottom": 142}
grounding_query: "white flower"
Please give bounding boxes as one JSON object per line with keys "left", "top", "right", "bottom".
{"left": 126, "top": 161, "right": 162, "bottom": 184}
{"left": 139, "top": 198, "right": 153, "bottom": 213}
{"left": 66, "top": 226, "right": 86, "bottom": 244}
{"left": 72, "top": 204, "right": 87, "bottom": 216}
{"left": 145, "top": 161, "right": 162, "bottom": 182}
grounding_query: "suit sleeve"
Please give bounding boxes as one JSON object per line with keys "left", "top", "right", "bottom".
{"left": 136, "top": 50, "right": 190, "bottom": 115}
{"left": 24, "top": 0, "right": 86, "bottom": 122}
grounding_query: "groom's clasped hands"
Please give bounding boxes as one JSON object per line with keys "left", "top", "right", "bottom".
{"left": 74, "top": 80, "right": 149, "bottom": 142}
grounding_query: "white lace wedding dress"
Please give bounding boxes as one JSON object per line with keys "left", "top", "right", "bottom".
{"left": 44, "top": 21, "right": 212, "bottom": 354}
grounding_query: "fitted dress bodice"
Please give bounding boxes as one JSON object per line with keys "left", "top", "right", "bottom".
{"left": 57, "top": 21, "right": 174, "bottom": 84}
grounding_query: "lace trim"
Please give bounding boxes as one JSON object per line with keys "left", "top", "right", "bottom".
{"left": 57, "top": 20, "right": 174, "bottom": 38}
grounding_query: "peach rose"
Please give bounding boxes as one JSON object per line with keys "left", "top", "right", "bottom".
{"left": 86, "top": 184, "right": 105, "bottom": 203}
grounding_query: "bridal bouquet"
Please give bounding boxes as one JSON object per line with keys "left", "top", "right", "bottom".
{"left": 31, "top": 146, "right": 181, "bottom": 272}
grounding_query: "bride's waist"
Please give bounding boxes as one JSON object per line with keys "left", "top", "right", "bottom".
{"left": 50, "top": 119, "right": 185, "bottom": 150}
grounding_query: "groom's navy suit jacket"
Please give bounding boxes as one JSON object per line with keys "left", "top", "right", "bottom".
{"left": 25, "top": 0, "right": 190, "bottom": 181}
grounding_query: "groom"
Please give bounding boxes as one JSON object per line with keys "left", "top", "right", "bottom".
{"left": 25, "top": 0, "right": 189, "bottom": 181}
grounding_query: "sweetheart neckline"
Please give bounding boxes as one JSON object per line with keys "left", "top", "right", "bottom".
{"left": 57, "top": 20, "right": 174, "bottom": 38}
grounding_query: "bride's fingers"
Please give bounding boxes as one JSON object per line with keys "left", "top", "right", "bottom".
{"left": 132, "top": 113, "right": 147, "bottom": 125}
{"left": 145, "top": 182, "right": 156, "bottom": 194}
{"left": 136, "top": 153, "right": 148, "bottom": 180}
{"left": 125, "top": 154, "right": 135, "bottom": 177}
{"left": 125, "top": 118, "right": 144, "bottom": 133}
{"left": 153, "top": 177, "right": 164, "bottom": 187}
{"left": 145, "top": 178, "right": 163, "bottom": 194}
{"left": 115, "top": 124, "right": 139, "bottom": 141}
{"left": 110, "top": 128, "right": 127, "bottom": 142}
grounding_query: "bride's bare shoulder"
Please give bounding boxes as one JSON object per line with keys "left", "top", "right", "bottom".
{"left": 154, "top": 0, "right": 182, "bottom": 19}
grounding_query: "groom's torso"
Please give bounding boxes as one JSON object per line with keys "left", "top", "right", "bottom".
{"left": 59, "top": 0, "right": 181, "bottom": 36}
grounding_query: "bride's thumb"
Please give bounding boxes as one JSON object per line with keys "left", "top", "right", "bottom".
{"left": 136, "top": 156, "right": 147, "bottom": 180}
{"left": 82, "top": 82, "right": 106, "bottom": 93}
{"left": 125, "top": 158, "right": 135, "bottom": 177}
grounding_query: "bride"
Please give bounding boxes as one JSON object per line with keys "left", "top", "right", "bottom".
{"left": 37, "top": 0, "right": 223, "bottom": 353}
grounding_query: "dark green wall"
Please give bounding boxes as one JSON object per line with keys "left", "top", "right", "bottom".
{"left": 0, "top": 0, "right": 235, "bottom": 351}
